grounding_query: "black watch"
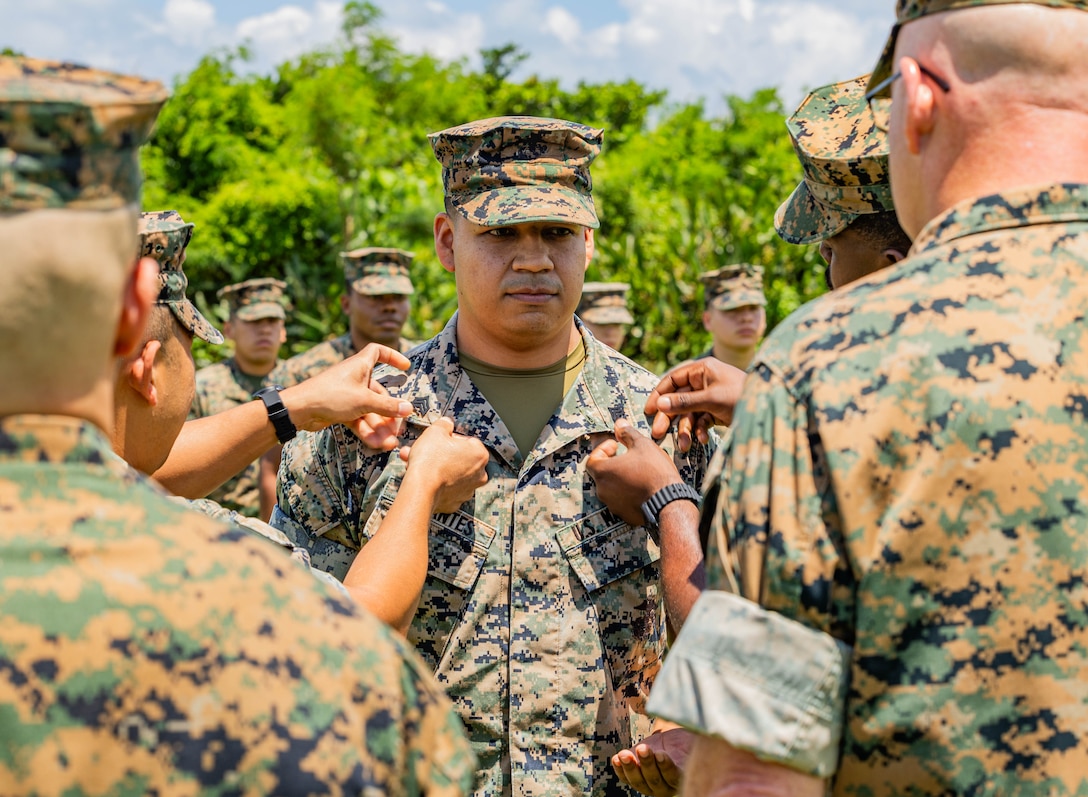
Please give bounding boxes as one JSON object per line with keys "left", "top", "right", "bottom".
{"left": 253, "top": 385, "right": 297, "bottom": 444}
{"left": 640, "top": 482, "right": 701, "bottom": 528}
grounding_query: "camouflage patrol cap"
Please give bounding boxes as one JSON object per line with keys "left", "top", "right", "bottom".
{"left": 342, "top": 248, "right": 415, "bottom": 296}
{"left": 0, "top": 56, "right": 168, "bottom": 211}
{"left": 429, "top": 116, "right": 602, "bottom": 229}
{"left": 578, "top": 282, "right": 635, "bottom": 325}
{"left": 701, "top": 264, "right": 767, "bottom": 312}
{"left": 138, "top": 211, "right": 223, "bottom": 344}
{"left": 218, "top": 277, "right": 288, "bottom": 321}
{"left": 775, "top": 75, "right": 893, "bottom": 245}
{"left": 869, "top": 0, "right": 1088, "bottom": 94}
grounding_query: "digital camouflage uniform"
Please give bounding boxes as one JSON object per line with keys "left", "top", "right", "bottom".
{"left": 274, "top": 319, "right": 709, "bottom": 797}
{"left": 273, "top": 116, "right": 711, "bottom": 797}
{"left": 286, "top": 248, "right": 419, "bottom": 382}
{"left": 0, "top": 56, "right": 475, "bottom": 795}
{"left": 650, "top": 182, "right": 1088, "bottom": 791}
{"left": 0, "top": 416, "right": 475, "bottom": 794}
{"left": 190, "top": 278, "right": 299, "bottom": 516}
{"left": 774, "top": 75, "right": 894, "bottom": 245}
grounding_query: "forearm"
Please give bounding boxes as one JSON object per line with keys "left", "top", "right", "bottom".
{"left": 154, "top": 400, "right": 277, "bottom": 498}
{"left": 342, "top": 470, "right": 437, "bottom": 635}
{"left": 659, "top": 499, "right": 705, "bottom": 637}
{"left": 682, "top": 736, "right": 826, "bottom": 797}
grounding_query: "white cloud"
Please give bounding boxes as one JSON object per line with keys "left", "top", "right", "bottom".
{"left": 237, "top": 6, "right": 313, "bottom": 45}
{"left": 163, "top": 0, "right": 216, "bottom": 46}
{"left": 384, "top": 12, "right": 485, "bottom": 64}
{"left": 544, "top": 7, "right": 581, "bottom": 46}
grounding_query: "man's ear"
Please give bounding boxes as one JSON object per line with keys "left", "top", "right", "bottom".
{"left": 584, "top": 228, "right": 595, "bottom": 269}
{"left": 883, "top": 247, "right": 908, "bottom": 265}
{"left": 702, "top": 310, "right": 712, "bottom": 333}
{"left": 222, "top": 319, "right": 235, "bottom": 342}
{"left": 115, "top": 256, "right": 158, "bottom": 358}
{"left": 127, "top": 339, "right": 162, "bottom": 406}
{"left": 899, "top": 56, "right": 937, "bottom": 156}
{"left": 340, "top": 293, "right": 351, "bottom": 314}
{"left": 434, "top": 212, "right": 456, "bottom": 274}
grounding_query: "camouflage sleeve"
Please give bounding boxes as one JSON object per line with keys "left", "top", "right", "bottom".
{"left": 271, "top": 425, "right": 394, "bottom": 580}
{"left": 706, "top": 362, "right": 855, "bottom": 639}
{"left": 646, "top": 363, "right": 854, "bottom": 776}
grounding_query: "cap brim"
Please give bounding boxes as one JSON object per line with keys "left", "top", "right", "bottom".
{"left": 710, "top": 290, "right": 767, "bottom": 311}
{"left": 168, "top": 300, "right": 224, "bottom": 344}
{"left": 775, "top": 181, "right": 857, "bottom": 245}
{"left": 235, "top": 302, "right": 286, "bottom": 321}
{"left": 581, "top": 308, "right": 634, "bottom": 325}
{"left": 867, "top": 24, "right": 900, "bottom": 98}
{"left": 350, "top": 276, "right": 415, "bottom": 296}
{"left": 452, "top": 186, "right": 599, "bottom": 229}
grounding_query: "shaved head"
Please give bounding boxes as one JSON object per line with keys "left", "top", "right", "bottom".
{"left": 0, "top": 206, "right": 138, "bottom": 415}
{"left": 889, "top": 5, "right": 1088, "bottom": 237}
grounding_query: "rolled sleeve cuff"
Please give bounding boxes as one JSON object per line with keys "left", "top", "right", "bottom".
{"left": 646, "top": 590, "right": 850, "bottom": 778}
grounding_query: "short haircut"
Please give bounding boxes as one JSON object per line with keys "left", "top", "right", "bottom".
{"left": 848, "top": 210, "right": 912, "bottom": 255}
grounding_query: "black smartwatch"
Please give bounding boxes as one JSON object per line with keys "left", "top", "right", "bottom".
{"left": 640, "top": 482, "right": 701, "bottom": 528}
{"left": 253, "top": 385, "right": 297, "bottom": 444}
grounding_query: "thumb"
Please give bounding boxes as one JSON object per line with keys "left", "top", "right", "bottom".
{"left": 613, "top": 418, "right": 645, "bottom": 448}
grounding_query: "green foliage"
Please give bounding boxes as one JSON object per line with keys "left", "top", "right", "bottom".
{"left": 141, "top": 2, "right": 828, "bottom": 374}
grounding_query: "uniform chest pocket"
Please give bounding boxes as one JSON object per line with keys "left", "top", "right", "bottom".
{"left": 557, "top": 508, "right": 661, "bottom": 592}
{"left": 363, "top": 489, "right": 496, "bottom": 671}
{"left": 557, "top": 509, "right": 665, "bottom": 714}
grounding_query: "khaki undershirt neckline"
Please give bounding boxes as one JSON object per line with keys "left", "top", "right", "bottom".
{"left": 459, "top": 341, "right": 587, "bottom": 458}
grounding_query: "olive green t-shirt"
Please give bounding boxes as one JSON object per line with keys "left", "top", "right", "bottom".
{"left": 459, "top": 342, "right": 587, "bottom": 459}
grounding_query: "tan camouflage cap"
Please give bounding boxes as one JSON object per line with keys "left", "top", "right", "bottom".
{"left": 138, "top": 211, "right": 223, "bottom": 344}
{"left": 218, "top": 277, "right": 288, "bottom": 321}
{"left": 775, "top": 75, "right": 893, "bottom": 246}
{"left": 578, "top": 282, "right": 634, "bottom": 325}
{"left": 869, "top": 0, "right": 1088, "bottom": 94}
{"left": 701, "top": 264, "right": 767, "bottom": 312}
{"left": 0, "top": 56, "right": 168, "bottom": 211}
{"left": 429, "top": 116, "right": 602, "bottom": 229}
{"left": 342, "top": 248, "right": 415, "bottom": 296}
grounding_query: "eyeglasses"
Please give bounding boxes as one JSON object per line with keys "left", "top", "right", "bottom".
{"left": 865, "top": 63, "right": 951, "bottom": 131}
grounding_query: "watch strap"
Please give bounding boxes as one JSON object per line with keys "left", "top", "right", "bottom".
{"left": 253, "top": 385, "right": 296, "bottom": 444}
{"left": 640, "top": 482, "right": 701, "bottom": 528}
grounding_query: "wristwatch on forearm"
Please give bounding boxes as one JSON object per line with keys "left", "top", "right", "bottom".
{"left": 253, "top": 385, "right": 297, "bottom": 444}
{"left": 640, "top": 482, "right": 701, "bottom": 528}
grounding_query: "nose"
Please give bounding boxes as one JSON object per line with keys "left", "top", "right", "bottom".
{"left": 511, "top": 231, "right": 554, "bottom": 273}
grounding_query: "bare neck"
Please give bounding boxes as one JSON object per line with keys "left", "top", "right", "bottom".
{"left": 926, "top": 106, "right": 1088, "bottom": 227}
{"left": 455, "top": 319, "right": 581, "bottom": 369}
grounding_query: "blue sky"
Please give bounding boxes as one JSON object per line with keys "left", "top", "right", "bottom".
{"left": 2, "top": 0, "right": 896, "bottom": 114}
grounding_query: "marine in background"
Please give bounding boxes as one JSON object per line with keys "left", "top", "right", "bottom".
{"left": 697, "top": 263, "right": 767, "bottom": 371}
{"left": 286, "top": 247, "right": 419, "bottom": 381}
{"left": 188, "top": 277, "right": 298, "bottom": 517}
{"left": 578, "top": 280, "right": 635, "bottom": 350}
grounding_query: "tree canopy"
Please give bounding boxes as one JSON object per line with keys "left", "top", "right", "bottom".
{"left": 141, "top": 2, "right": 825, "bottom": 372}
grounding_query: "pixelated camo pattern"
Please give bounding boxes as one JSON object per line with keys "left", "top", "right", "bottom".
{"left": 429, "top": 116, "right": 602, "bottom": 228}
{"left": 343, "top": 248, "right": 416, "bottom": 296}
{"left": 776, "top": 75, "right": 893, "bottom": 245}
{"left": 0, "top": 56, "right": 167, "bottom": 210}
{"left": 701, "top": 263, "right": 767, "bottom": 311}
{"left": 0, "top": 414, "right": 475, "bottom": 795}
{"left": 189, "top": 357, "right": 300, "bottom": 516}
{"left": 705, "top": 183, "right": 1088, "bottom": 792}
{"left": 273, "top": 317, "right": 710, "bottom": 797}
{"left": 578, "top": 282, "right": 635, "bottom": 325}
{"left": 138, "top": 210, "right": 223, "bottom": 344}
